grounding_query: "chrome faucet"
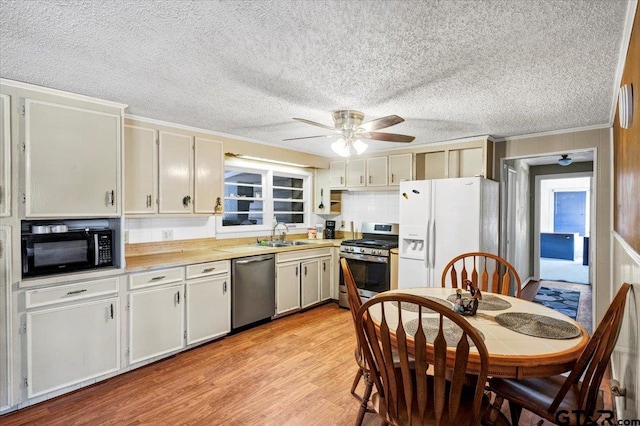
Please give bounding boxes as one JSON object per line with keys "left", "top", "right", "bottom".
{"left": 272, "top": 222, "right": 289, "bottom": 242}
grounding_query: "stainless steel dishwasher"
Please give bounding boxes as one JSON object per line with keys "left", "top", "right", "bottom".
{"left": 231, "top": 254, "right": 275, "bottom": 330}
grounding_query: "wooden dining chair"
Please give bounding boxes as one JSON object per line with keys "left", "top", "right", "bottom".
{"left": 341, "top": 258, "right": 375, "bottom": 425}
{"left": 356, "top": 292, "right": 491, "bottom": 426}
{"left": 487, "top": 282, "right": 631, "bottom": 426}
{"left": 441, "top": 252, "right": 522, "bottom": 298}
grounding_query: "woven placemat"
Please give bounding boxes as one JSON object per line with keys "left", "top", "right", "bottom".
{"left": 404, "top": 317, "right": 484, "bottom": 347}
{"left": 446, "top": 292, "right": 512, "bottom": 311}
{"left": 494, "top": 312, "right": 581, "bottom": 339}
{"left": 391, "top": 297, "right": 452, "bottom": 314}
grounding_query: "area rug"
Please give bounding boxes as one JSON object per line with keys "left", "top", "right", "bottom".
{"left": 533, "top": 286, "right": 580, "bottom": 320}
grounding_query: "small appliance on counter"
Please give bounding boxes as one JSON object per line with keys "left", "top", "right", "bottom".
{"left": 325, "top": 220, "right": 336, "bottom": 239}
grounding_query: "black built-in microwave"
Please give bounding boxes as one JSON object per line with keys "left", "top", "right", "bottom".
{"left": 22, "top": 229, "right": 114, "bottom": 278}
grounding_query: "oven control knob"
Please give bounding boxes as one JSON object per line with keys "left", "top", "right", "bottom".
{"left": 372, "top": 249, "right": 379, "bottom": 255}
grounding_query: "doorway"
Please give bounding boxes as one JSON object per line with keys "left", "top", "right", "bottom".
{"left": 534, "top": 173, "right": 592, "bottom": 285}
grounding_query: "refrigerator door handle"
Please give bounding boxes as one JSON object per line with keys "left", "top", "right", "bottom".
{"left": 424, "top": 219, "right": 430, "bottom": 269}
{"left": 430, "top": 219, "right": 436, "bottom": 268}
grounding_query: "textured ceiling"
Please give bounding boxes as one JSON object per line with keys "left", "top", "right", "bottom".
{"left": 0, "top": 0, "right": 633, "bottom": 157}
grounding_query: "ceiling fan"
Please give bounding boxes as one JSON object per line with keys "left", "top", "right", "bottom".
{"left": 284, "top": 110, "right": 415, "bottom": 157}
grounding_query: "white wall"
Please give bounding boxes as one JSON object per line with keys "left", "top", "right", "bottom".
{"left": 125, "top": 217, "right": 216, "bottom": 244}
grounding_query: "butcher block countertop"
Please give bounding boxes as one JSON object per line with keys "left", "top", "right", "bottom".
{"left": 125, "top": 238, "right": 344, "bottom": 272}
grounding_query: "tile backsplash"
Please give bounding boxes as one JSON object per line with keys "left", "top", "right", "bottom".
{"left": 337, "top": 190, "right": 400, "bottom": 232}
{"left": 125, "top": 190, "right": 400, "bottom": 243}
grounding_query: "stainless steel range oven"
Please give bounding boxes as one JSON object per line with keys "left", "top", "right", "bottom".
{"left": 339, "top": 222, "right": 399, "bottom": 308}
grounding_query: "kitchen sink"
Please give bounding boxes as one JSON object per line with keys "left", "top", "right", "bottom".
{"left": 256, "top": 240, "right": 314, "bottom": 247}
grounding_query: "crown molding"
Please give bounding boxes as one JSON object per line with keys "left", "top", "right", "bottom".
{"left": 494, "top": 124, "right": 610, "bottom": 142}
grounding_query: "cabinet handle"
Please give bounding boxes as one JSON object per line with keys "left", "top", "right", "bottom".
{"left": 360, "top": 176, "right": 363, "bottom": 184}
{"left": 110, "top": 303, "right": 114, "bottom": 319}
{"left": 304, "top": 266, "right": 307, "bottom": 276}
{"left": 323, "top": 262, "right": 326, "bottom": 272}
{"left": 150, "top": 275, "right": 166, "bottom": 281}
{"left": 223, "top": 281, "right": 227, "bottom": 293}
{"left": 340, "top": 177, "right": 343, "bottom": 185}
{"left": 66, "top": 289, "right": 87, "bottom": 295}
{"left": 295, "top": 266, "right": 298, "bottom": 277}
{"left": 109, "top": 190, "right": 115, "bottom": 206}
{"left": 391, "top": 173, "right": 395, "bottom": 183}
{"left": 176, "top": 291, "right": 180, "bottom": 304}
{"left": 368, "top": 176, "right": 372, "bottom": 184}
{"left": 146, "top": 194, "right": 152, "bottom": 208}
{"left": 182, "top": 195, "right": 191, "bottom": 207}
{"left": 202, "top": 267, "right": 216, "bottom": 273}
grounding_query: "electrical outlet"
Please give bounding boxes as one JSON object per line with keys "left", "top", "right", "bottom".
{"left": 162, "top": 230, "right": 173, "bottom": 241}
{"left": 341, "top": 220, "right": 345, "bottom": 228}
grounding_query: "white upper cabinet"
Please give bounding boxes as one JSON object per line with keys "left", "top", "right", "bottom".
{"left": 366, "top": 156, "right": 388, "bottom": 187}
{"left": 193, "top": 137, "right": 223, "bottom": 214}
{"left": 0, "top": 95, "right": 10, "bottom": 218}
{"left": 158, "top": 131, "right": 193, "bottom": 214}
{"left": 24, "top": 99, "right": 121, "bottom": 217}
{"left": 330, "top": 160, "right": 346, "bottom": 188}
{"left": 388, "top": 153, "right": 413, "bottom": 185}
{"left": 346, "top": 158, "right": 366, "bottom": 187}
{"left": 124, "top": 125, "right": 157, "bottom": 214}
{"left": 125, "top": 122, "right": 224, "bottom": 216}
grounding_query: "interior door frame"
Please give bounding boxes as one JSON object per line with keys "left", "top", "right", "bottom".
{"left": 533, "top": 171, "right": 593, "bottom": 281}
{"left": 500, "top": 164, "right": 517, "bottom": 266}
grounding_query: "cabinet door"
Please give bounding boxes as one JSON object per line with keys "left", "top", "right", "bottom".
{"left": 389, "top": 153, "right": 413, "bottom": 185}
{"left": 0, "top": 226, "right": 10, "bottom": 410}
{"left": 330, "top": 161, "right": 346, "bottom": 188}
{"left": 159, "top": 131, "right": 193, "bottom": 213}
{"left": 347, "top": 159, "right": 366, "bottom": 187}
{"left": 0, "top": 94, "right": 10, "bottom": 218}
{"left": 26, "top": 298, "right": 119, "bottom": 398}
{"left": 449, "top": 147, "right": 484, "bottom": 178}
{"left": 24, "top": 99, "right": 120, "bottom": 217}
{"left": 320, "top": 256, "right": 332, "bottom": 301}
{"left": 276, "top": 262, "right": 300, "bottom": 315}
{"left": 194, "top": 137, "right": 223, "bottom": 214}
{"left": 124, "top": 125, "right": 157, "bottom": 214}
{"left": 186, "top": 275, "right": 230, "bottom": 345}
{"left": 129, "top": 284, "right": 184, "bottom": 364}
{"left": 367, "top": 157, "right": 388, "bottom": 187}
{"left": 300, "top": 259, "right": 319, "bottom": 308}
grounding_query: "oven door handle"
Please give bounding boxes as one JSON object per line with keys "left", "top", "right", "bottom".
{"left": 339, "top": 252, "right": 389, "bottom": 263}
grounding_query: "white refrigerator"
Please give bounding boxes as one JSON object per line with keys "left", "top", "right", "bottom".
{"left": 398, "top": 177, "right": 499, "bottom": 288}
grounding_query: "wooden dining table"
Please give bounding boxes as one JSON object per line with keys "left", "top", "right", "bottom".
{"left": 371, "top": 287, "right": 589, "bottom": 380}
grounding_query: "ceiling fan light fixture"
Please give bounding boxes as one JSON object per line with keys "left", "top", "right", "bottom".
{"left": 352, "top": 139, "right": 368, "bottom": 155}
{"left": 331, "top": 138, "right": 351, "bottom": 157}
{"left": 558, "top": 154, "right": 573, "bottom": 166}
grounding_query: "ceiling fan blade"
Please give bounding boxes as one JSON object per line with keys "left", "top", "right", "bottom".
{"left": 283, "top": 134, "right": 334, "bottom": 141}
{"left": 364, "top": 132, "right": 415, "bottom": 143}
{"left": 293, "top": 118, "right": 341, "bottom": 133}
{"left": 358, "top": 115, "right": 404, "bottom": 132}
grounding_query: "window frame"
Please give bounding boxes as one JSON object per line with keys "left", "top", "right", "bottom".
{"left": 216, "top": 159, "right": 312, "bottom": 237}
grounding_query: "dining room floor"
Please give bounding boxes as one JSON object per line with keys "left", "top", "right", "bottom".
{"left": 523, "top": 279, "right": 593, "bottom": 335}
{"left": 0, "top": 301, "right": 610, "bottom": 426}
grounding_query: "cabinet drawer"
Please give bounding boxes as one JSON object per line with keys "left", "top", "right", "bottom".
{"left": 186, "top": 260, "right": 229, "bottom": 279}
{"left": 129, "top": 267, "right": 184, "bottom": 290}
{"left": 25, "top": 277, "right": 120, "bottom": 309}
{"left": 277, "top": 247, "right": 333, "bottom": 263}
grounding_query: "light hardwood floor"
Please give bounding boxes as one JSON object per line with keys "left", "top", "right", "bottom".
{"left": 0, "top": 302, "right": 610, "bottom": 425}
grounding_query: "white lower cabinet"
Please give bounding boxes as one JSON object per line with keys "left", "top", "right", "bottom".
{"left": 0, "top": 226, "right": 10, "bottom": 410}
{"left": 26, "top": 297, "right": 120, "bottom": 398}
{"left": 128, "top": 283, "right": 184, "bottom": 364}
{"left": 301, "top": 260, "right": 320, "bottom": 308}
{"left": 276, "top": 248, "right": 333, "bottom": 314}
{"left": 276, "top": 262, "right": 301, "bottom": 315}
{"left": 185, "top": 260, "right": 230, "bottom": 345}
{"left": 320, "top": 256, "right": 332, "bottom": 301}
